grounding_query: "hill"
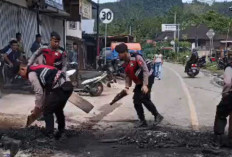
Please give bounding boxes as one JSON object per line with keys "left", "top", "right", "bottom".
{"left": 100, "top": 0, "right": 183, "bottom": 20}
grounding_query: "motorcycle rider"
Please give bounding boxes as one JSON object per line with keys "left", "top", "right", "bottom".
{"left": 28, "top": 31, "right": 67, "bottom": 72}
{"left": 185, "top": 48, "right": 199, "bottom": 73}
{"left": 115, "top": 43, "right": 163, "bottom": 127}
{"left": 214, "top": 55, "right": 232, "bottom": 146}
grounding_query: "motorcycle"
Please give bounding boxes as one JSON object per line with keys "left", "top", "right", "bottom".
{"left": 101, "top": 61, "right": 117, "bottom": 87}
{"left": 67, "top": 68, "right": 108, "bottom": 97}
{"left": 68, "top": 62, "right": 78, "bottom": 70}
{"left": 186, "top": 63, "right": 200, "bottom": 78}
{"left": 0, "top": 56, "right": 32, "bottom": 94}
{"left": 217, "top": 57, "right": 227, "bottom": 70}
{"left": 197, "top": 56, "right": 206, "bottom": 68}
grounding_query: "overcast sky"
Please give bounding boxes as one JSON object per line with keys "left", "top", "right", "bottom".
{"left": 92, "top": 0, "right": 232, "bottom": 4}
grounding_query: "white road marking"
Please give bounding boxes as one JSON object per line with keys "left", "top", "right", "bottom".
{"left": 165, "top": 65, "right": 199, "bottom": 131}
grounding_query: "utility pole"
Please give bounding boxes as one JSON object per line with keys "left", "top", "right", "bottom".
{"left": 174, "top": 12, "right": 176, "bottom": 52}
{"left": 97, "top": 0, "right": 100, "bottom": 56}
{"left": 177, "top": 24, "right": 180, "bottom": 53}
{"left": 225, "top": 21, "right": 231, "bottom": 51}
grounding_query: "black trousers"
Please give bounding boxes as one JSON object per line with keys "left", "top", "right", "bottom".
{"left": 43, "top": 82, "right": 73, "bottom": 133}
{"left": 214, "top": 94, "right": 232, "bottom": 137}
{"left": 133, "top": 75, "right": 158, "bottom": 121}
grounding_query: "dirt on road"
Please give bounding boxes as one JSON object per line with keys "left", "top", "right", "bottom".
{"left": 0, "top": 64, "right": 231, "bottom": 156}
{"left": 0, "top": 124, "right": 231, "bottom": 157}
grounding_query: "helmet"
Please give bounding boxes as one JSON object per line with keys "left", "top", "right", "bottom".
{"left": 192, "top": 48, "right": 198, "bottom": 53}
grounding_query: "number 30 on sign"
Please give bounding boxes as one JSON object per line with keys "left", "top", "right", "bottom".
{"left": 99, "top": 8, "right": 114, "bottom": 24}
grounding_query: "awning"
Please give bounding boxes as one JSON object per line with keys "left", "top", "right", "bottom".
{"left": 111, "top": 42, "right": 141, "bottom": 51}
{"left": 39, "top": 6, "right": 70, "bottom": 18}
{"left": 67, "top": 36, "right": 83, "bottom": 42}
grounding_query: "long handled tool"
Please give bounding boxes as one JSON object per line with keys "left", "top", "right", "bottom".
{"left": 26, "top": 92, "right": 94, "bottom": 127}
{"left": 110, "top": 89, "right": 128, "bottom": 105}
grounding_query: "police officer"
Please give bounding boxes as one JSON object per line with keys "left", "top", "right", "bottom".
{"left": 28, "top": 31, "right": 67, "bottom": 72}
{"left": 16, "top": 63, "right": 73, "bottom": 139}
{"left": 115, "top": 43, "right": 163, "bottom": 127}
{"left": 214, "top": 55, "right": 232, "bottom": 146}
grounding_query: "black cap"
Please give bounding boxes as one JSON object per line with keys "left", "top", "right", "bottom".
{"left": 115, "top": 43, "right": 128, "bottom": 54}
{"left": 51, "top": 31, "right": 60, "bottom": 40}
{"left": 36, "top": 34, "right": 41, "bottom": 38}
{"left": 10, "top": 40, "right": 18, "bottom": 45}
{"left": 16, "top": 32, "right": 21, "bottom": 37}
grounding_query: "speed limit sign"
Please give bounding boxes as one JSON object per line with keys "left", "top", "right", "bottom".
{"left": 99, "top": 8, "right": 114, "bottom": 24}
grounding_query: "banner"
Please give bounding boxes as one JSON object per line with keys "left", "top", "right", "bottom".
{"left": 79, "top": 0, "right": 92, "bottom": 19}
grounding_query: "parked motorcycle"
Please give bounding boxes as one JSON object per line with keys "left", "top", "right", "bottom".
{"left": 67, "top": 69, "right": 107, "bottom": 96}
{"left": 217, "top": 57, "right": 227, "bottom": 70}
{"left": 197, "top": 56, "right": 206, "bottom": 68}
{"left": 0, "top": 56, "right": 32, "bottom": 94}
{"left": 101, "top": 60, "right": 117, "bottom": 84}
{"left": 68, "top": 62, "right": 78, "bottom": 70}
{"left": 186, "top": 64, "right": 200, "bottom": 78}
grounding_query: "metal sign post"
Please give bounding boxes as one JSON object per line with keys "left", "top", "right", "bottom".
{"left": 162, "top": 24, "right": 179, "bottom": 53}
{"left": 206, "top": 29, "right": 215, "bottom": 56}
{"left": 104, "top": 24, "right": 108, "bottom": 64}
{"left": 99, "top": 8, "right": 114, "bottom": 64}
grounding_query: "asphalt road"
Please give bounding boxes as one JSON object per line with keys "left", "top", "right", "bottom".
{"left": 0, "top": 62, "right": 225, "bottom": 156}
{"left": 0, "top": 62, "right": 222, "bottom": 130}
{"left": 92, "top": 62, "right": 222, "bottom": 132}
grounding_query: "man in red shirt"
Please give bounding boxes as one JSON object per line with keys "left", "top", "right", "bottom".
{"left": 115, "top": 43, "right": 163, "bottom": 127}
{"left": 28, "top": 31, "right": 67, "bottom": 72}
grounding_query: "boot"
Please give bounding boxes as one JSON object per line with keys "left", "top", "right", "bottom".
{"left": 228, "top": 113, "right": 232, "bottom": 137}
{"left": 153, "top": 114, "right": 164, "bottom": 126}
{"left": 214, "top": 114, "right": 227, "bottom": 136}
{"left": 213, "top": 134, "right": 223, "bottom": 147}
{"left": 228, "top": 113, "right": 232, "bottom": 147}
{"left": 54, "top": 130, "right": 67, "bottom": 140}
{"left": 135, "top": 120, "right": 148, "bottom": 128}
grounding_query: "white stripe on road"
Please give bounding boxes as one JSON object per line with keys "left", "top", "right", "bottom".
{"left": 165, "top": 65, "right": 199, "bottom": 131}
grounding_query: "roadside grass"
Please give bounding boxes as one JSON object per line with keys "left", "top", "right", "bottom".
{"left": 203, "top": 62, "right": 224, "bottom": 75}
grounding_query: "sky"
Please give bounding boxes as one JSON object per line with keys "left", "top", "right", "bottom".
{"left": 92, "top": 0, "right": 232, "bottom": 4}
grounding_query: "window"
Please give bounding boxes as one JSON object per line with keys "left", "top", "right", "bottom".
{"left": 69, "top": 21, "right": 77, "bottom": 30}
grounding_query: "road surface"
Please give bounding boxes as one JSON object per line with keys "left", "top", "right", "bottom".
{"left": 0, "top": 62, "right": 225, "bottom": 156}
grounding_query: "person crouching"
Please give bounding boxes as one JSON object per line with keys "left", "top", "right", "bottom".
{"left": 16, "top": 63, "right": 73, "bottom": 139}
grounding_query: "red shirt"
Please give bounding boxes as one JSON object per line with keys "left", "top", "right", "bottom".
{"left": 124, "top": 55, "right": 149, "bottom": 86}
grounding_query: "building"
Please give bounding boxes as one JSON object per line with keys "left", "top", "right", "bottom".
{"left": 0, "top": 0, "right": 72, "bottom": 57}
{"left": 155, "top": 24, "right": 232, "bottom": 52}
{"left": 63, "top": 0, "right": 98, "bottom": 69}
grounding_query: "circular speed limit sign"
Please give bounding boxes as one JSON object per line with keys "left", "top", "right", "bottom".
{"left": 99, "top": 8, "right": 114, "bottom": 24}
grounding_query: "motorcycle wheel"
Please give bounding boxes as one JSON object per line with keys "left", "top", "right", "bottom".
{"left": 72, "top": 80, "right": 78, "bottom": 87}
{"left": 90, "top": 82, "right": 104, "bottom": 96}
{"left": 187, "top": 70, "right": 199, "bottom": 78}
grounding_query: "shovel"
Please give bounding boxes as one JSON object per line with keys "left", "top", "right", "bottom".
{"left": 26, "top": 92, "right": 94, "bottom": 127}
